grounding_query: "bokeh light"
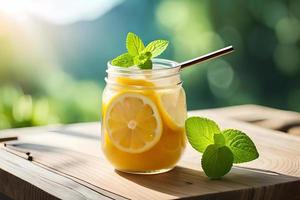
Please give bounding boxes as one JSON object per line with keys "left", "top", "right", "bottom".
{"left": 274, "top": 44, "right": 300, "bottom": 75}
{"left": 207, "top": 60, "right": 235, "bottom": 98}
{"left": 276, "top": 17, "right": 300, "bottom": 44}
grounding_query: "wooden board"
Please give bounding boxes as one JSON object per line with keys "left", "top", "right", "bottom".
{"left": 202, "top": 104, "right": 300, "bottom": 135}
{"left": 0, "top": 106, "right": 300, "bottom": 199}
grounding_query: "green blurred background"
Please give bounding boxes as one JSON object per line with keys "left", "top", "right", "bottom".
{"left": 0, "top": 0, "right": 299, "bottom": 130}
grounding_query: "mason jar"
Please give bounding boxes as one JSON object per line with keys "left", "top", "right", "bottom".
{"left": 101, "top": 58, "right": 187, "bottom": 174}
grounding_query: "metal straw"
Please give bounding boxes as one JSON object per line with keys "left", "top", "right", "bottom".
{"left": 179, "top": 46, "right": 234, "bottom": 70}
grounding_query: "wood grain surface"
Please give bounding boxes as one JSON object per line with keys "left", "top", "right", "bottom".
{"left": 201, "top": 105, "right": 300, "bottom": 135}
{"left": 0, "top": 105, "right": 299, "bottom": 200}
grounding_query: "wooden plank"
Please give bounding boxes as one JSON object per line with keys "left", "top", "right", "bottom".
{"left": 0, "top": 107, "right": 300, "bottom": 199}
{"left": 201, "top": 104, "right": 300, "bottom": 135}
{"left": 0, "top": 150, "right": 113, "bottom": 200}
{"left": 4, "top": 137, "right": 300, "bottom": 200}
{"left": 0, "top": 165, "right": 59, "bottom": 200}
{"left": 1, "top": 117, "right": 300, "bottom": 199}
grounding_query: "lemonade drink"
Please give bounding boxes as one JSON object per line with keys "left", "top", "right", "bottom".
{"left": 101, "top": 59, "right": 187, "bottom": 174}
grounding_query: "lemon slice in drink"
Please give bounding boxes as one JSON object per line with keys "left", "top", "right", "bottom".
{"left": 158, "top": 88, "right": 187, "bottom": 129}
{"left": 105, "top": 93, "right": 162, "bottom": 153}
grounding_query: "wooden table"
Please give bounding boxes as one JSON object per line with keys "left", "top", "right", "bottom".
{"left": 0, "top": 105, "right": 300, "bottom": 200}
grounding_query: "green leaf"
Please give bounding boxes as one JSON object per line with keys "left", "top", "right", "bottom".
{"left": 144, "top": 40, "right": 169, "bottom": 57}
{"left": 214, "top": 133, "right": 225, "bottom": 146}
{"left": 111, "top": 53, "right": 134, "bottom": 67}
{"left": 133, "top": 51, "right": 152, "bottom": 69}
{"left": 126, "top": 32, "right": 145, "bottom": 56}
{"left": 138, "top": 59, "right": 152, "bottom": 69}
{"left": 133, "top": 52, "right": 152, "bottom": 65}
{"left": 201, "top": 144, "right": 233, "bottom": 179}
{"left": 222, "top": 129, "right": 259, "bottom": 163}
{"left": 185, "top": 117, "right": 220, "bottom": 153}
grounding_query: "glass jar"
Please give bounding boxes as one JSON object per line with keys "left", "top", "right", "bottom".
{"left": 101, "top": 58, "right": 187, "bottom": 174}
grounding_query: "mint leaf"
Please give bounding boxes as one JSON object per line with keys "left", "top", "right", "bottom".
{"left": 214, "top": 134, "right": 225, "bottom": 146}
{"left": 111, "top": 53, "right": 134, "bottom": 67}
{"left": 201, "top": 144, "right": 233, "bottom": 179}
{"left": 133, "top": 52, "right": 152, "bottom": 69}
{"left": 222, "top": 129, "right": 259, "bottom": 163}
{"left": 138, "top": 59, "right": 152, "bottom": 69}
{"left": 185, "top": 117, "right": 220, "bottom": 153}
{"left": 144, "top": 40, "right": 169, "bottom": 57}
{"left": 133, "top": 51, "right": 152, "bottom": 65}
{"left": 126, "top": 32, "right": 145, "bottom": 56}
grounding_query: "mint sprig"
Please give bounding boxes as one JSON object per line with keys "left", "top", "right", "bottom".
{"left": 185, "top": 117, "right": 259, "bottom": 179}
{"left": 111, "top": 32, "right": 169, "bottom": 69}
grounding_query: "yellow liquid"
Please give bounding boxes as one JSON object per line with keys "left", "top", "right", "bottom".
{"left": 101, "top": 77, "right": 186, "bottom": 173}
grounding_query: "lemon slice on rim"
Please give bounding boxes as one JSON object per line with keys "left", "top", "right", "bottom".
{"left": 105, "top": 93, "right": 162, "bottom": 153}
{"left": 158, "top": 88, "right": 187, "bottom": 129}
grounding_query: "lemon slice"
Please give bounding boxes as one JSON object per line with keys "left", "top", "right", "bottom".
{"left": 105, "top": 93, "right": 162, "bottom": 153}
{"left": 158, "top": 88, "right": 187, "bottom": 129}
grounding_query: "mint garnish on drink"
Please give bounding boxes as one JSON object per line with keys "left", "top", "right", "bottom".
{"left": 185, "top": 117, "right": 259, "bottom": 179}
{"left": 111, "top": 32, "right": 169, "bottom": 69}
